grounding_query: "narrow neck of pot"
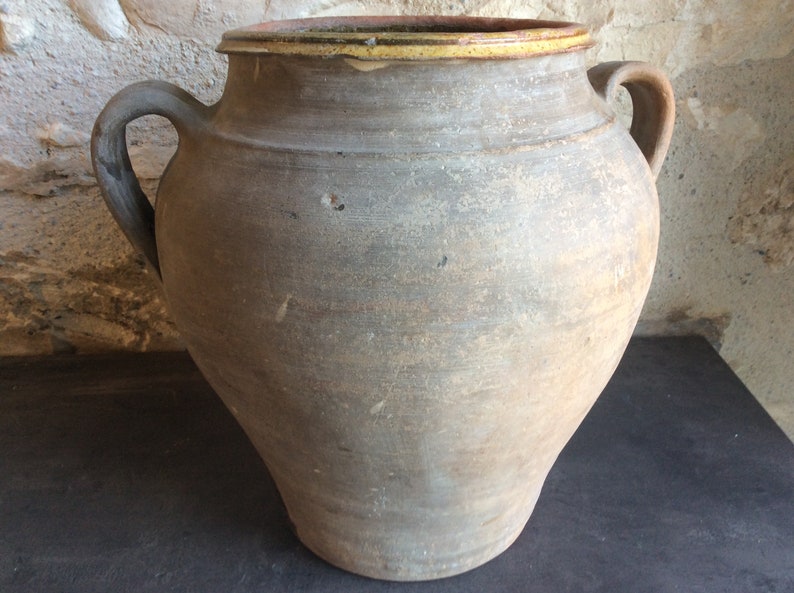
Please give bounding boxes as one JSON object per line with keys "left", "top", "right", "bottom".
{"left": 212, "top": 50, "right": 605, "bottom": 154}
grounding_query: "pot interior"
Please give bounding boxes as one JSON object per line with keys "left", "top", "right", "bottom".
{"left": 243, "top": 16, "right": 574, "bottom": 34}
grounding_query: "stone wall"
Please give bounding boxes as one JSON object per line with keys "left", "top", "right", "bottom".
{"left": 2, "top": 0, "right": 793, "bottom": 436}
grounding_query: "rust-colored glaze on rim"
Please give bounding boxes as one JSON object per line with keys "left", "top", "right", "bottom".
{"left": 217, "top": 16, "right": 593, "bottom": 60}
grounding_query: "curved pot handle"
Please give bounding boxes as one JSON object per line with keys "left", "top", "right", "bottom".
{"left": 91, "top": 81, "right": 210, "bottom": 281}
{"left": 587, "top": 61, "right": 675, "bottom": 179}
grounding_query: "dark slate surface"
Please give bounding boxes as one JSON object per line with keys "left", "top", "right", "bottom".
{"left": 1, "top": 337, "right": 792, "bottom": 592}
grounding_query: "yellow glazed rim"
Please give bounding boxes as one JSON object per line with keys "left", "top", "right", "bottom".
{"left": 217, "top": 16, "right": 593, "bottom": 60}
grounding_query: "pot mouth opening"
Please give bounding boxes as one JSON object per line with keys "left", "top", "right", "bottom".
{"left": 217, "top": 16, "right": 593, "bottom": 60}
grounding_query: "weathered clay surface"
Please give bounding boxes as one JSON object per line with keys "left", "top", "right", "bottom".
{"left": 92, "top": 20, "right": 671, "bottom": 579}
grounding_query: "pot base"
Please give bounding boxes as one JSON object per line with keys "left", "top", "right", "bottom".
{"left": 285, "top": 482, "right": 544, "bottom": 581}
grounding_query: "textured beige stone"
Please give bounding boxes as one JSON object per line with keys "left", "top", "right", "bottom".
{"left": 661, "top": 0, "right": 794, "bottom": 76}
{"left": 0, "top": 248, "right": 179, "bottom": 355}
{"left": 0, "top": 155, "right": 94, "bottom": 197}
{"left": 0, "top": 189, "right": 180, "bottom": 355}
{"left": 36, "top": 122, "right": 91, "bottom": 147}
{"left": 120, "top": 0, "right": 267, "bottom": 39}
{"left": 0, "top": 12, "right": 36, "bottom": 52}
{"left": 68, "top": 0, "right": 129, "bottom": 40}
{"left": 729, "top": 156, "right": 794, "bottom": 269}
{"left": 682, "top": 98, "right": 764, "bottom": 167}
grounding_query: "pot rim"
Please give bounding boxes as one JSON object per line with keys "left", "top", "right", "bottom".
{"left": 217, "top": 16, "right": 593, "bottom": 60}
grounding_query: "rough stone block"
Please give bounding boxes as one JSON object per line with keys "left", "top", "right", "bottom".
{"left": 729, "top": 156, "right": 794, "bottom": 269}
{"left": 68, "top": 0, "right": 129, "bottom": 41}
{"left": 36, "top": 122, "right": 91, "bottom": 147}
{"left": 120, "top": 0, "right": 266, "bottom": 39}
{"left": 0, "top": 12, "right": 36, "bottom": 53}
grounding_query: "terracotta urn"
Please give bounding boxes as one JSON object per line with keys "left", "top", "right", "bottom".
{"left": 92, "top": 16, "right": 674, "bottom": 581}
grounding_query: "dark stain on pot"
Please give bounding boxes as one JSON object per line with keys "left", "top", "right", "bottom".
{"left": 323, "top": 192, "right": 345, "bottom": 211}
{"left": 437, "top": 255, "right": 448, "bottom": 268}
{"left": 281, "top": 209, "right": 300, "bottom": 220}
{"left": 99, "top": 156, "right": 124, "bottom": 183}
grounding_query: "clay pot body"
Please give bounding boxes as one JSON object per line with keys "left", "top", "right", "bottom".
{"left": 92, "top": 17, "right": 674, "bottom": 581}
